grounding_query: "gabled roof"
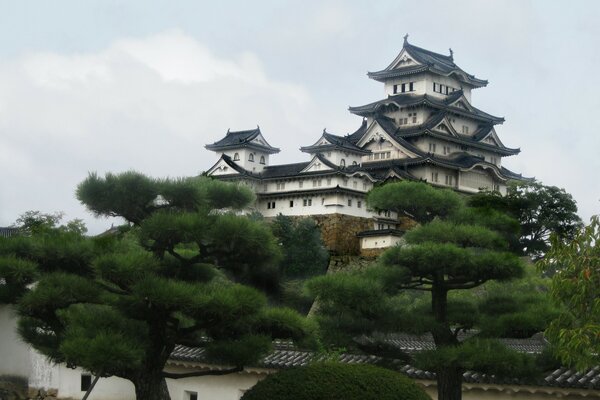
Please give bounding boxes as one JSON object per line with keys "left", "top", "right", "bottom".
{"left": 170, "top": 334, "right": 600, "bottom": 390}
{"left": 205, "top": 127, "right": 280, "bottom": 154}
{"left": 367, "top": 39, "right": 488, "bottom": 88}
{"left": 349, "top": 91, "right": 504, "bottom": 124}
{"left": 393, "top": 112, "right": 520, "bottom": 156}
{"left": 301, "top": 130, "right": 370, "bottom": 155}
{"left": 299, "top": 153, "right": 339, "bottom": 173}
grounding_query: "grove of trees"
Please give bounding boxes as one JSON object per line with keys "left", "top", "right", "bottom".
{"left": 0, "top": 172, "right": 315, "bottom": 400}
{"left": 308, "top": 181, "right": 555, "bottom": 400}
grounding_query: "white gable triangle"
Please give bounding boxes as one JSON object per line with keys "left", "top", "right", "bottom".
{"left": 357, "top": 121, "right": 419, "bottom": 158}
{"left": 207, "top": 158, "right": 240, "bottom": 177}
{"left": 300, "top": 156, "right": 334, "bottom": 173}
{"left": 388, "top": 48, "right": 422, "bottom": 70}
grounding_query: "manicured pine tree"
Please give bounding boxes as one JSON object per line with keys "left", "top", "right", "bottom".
{"left": 308, "top": 181, "right": 538, "bottom": 400}
{"left": 0, "top": 172, "right": 314, "bottom": 400}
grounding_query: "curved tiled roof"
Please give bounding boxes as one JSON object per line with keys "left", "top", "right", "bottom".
{"left": 169, "top": 334, "right": 600, "bottom": 391}
{"left": 368, "top": 41, "right": 488, "bottom": 88}
{"left": 205, "top": 127, "right": 280, "bottom": 154}
{"left": 301, "top": 130, "right": 369, "bottom": 154}
{"left": 349, "top": 92, "right": 504, "bottom": 124}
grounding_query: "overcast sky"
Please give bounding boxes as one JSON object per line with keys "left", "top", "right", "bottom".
{"left": 0, "top": 0, "right": 599, "bottom": 234}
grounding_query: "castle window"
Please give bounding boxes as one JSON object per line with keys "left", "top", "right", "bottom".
{"left": 401, "top": 83, "right": 406, "bottom": 92}
{"left": 185, "top": 391, "right": 198, "bottom": 400}
{"left": 248, "top": 153, "right": 254, "bottom": 162}
{"left": 431, "top": 172, "right": 439, "bottom": 182}
{"left": 433, "top": 82, "right": 437, "bottom": 92}
{"left": 343, "top": 178, "right": 349, "bottom": 186}
{"left": 348, "top": 199, "right": 352, "bottom": 207}
{"left": 409, "top": 82, "right": 414, "bottom": 91}
{"left": 493, "top": 184, "right": 500, "bottom": 192}
{"left": 289, "top": 200, "right": 294, "bottom": 207}
{"left": 353, "top": 181, "right": 357, "bottom": 189}
{"left": 412, "top": 114, "right": 417, "bottom": 123}
{"left": 445, "top": 175, "right": 454, "bottom": 186}
{"left": 462, "top": 126, "right": 469, "bottom": 134}
{"left": 312, "top": 180, "right": 317, "bottom": 188}
{"left": 491, "top": 156, "right": 498, "bottom": 164}
{"left": 263, "top": 184, "right": 267, "bottom": 191}
{"left": 233, "top": 153, "right": 240, "bottom": 161}
{"left": 327, "top": 178, "right": 332, "bottom": 185}
{"left": 260, "top": 156, "right": 265, "bottom": 164}
{"left": 429, "top": 143, "right": 436, "bottom": 153}
{"left": 374, "top": 153, "right": 380, "bottom": 160}
{"left": 303, "top": 198, "right": 312, "bottom": 207}
{"left": 81, "top": 374, "right": 92, "bottom": 391}
{"left": 443, "top": 146, "right": 451, "bottom": 155}
{"left": 357, "top": 201, "right": 362, "bottom": 208}
{"left": 363, "top": 182, "right": 368, "bottom": 190}
{"left": 393, "top": 84, "right": 398, "bottom": 94}
{"left": 299, "top": 181, "right": 303, "bottom": 188}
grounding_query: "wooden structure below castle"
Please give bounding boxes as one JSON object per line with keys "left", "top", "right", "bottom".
{"left": 206, "top": 38, "right": 525, "bottom": 255}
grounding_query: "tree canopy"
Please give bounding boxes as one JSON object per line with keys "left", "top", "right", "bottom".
{"left": 538, "top": 215, "right": 600, "bottom": 370}
{"left": 468, "top": 181, "right": 582, "bottom": 259}
{"left": 0, "top": 172, "right": 314, "bottom": 400}
{"left": 308, "top": 181, "right": 545, "bottom": 400}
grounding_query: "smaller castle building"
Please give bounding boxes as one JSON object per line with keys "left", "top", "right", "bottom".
{"left": 206, "top": 38, "right": 525, "bottom": 254}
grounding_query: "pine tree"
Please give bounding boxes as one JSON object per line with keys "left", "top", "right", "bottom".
{"left": 308, "top": 181, "right": 540, "bottom": 400}
{"left": 0, "top": 172, "right": 314, "bottom": 400}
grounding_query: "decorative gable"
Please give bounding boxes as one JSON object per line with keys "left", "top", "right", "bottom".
{"left": 299, "top": 156, "right": 334, "bottom": 173}
{"left": 389, "top": 49, "right": 422, "bottom": 70}
{"left": 357, "top": 121, "right": 419, "bottom": 158}
{"left": 207, "top": 158, "right": 241, "bottom": 177}
{"left": 479, "top": 128, "right": 505, "bottom": 148}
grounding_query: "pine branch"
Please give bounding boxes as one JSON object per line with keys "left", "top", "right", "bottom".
{"left": 163, "top": 366, "right": 243, "bottom": 379}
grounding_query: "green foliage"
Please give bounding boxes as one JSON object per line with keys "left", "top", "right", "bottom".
{"left": 468, "top": 181, "right": 582, "bottom": 259}
{"left": 270, "top": 214, "right": 329, "bottom": 278}
{"left": 309, "top": 181, "right": 542, "bottom": 400}
{"left": 538, "top": 215, "right": 600, "bottom": 370}
{"left": 241, "top": 362, "right": 431, "bottom": 400}
{"left": 367, "top": 181, "right": 462, "bottom": 224}
{"left": 414, "top": 338, "right": 537, "bottom": 379}
{"left": 0, "top": 171, "right": 312, "bottom": 398}
{"left": 13, "top": 211, "right": 88, "bottom": 236}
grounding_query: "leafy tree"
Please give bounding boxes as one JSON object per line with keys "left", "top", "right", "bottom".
{"left": 241, "top": 362, "right": 431, "bottom": 400}
{"left": 308, "top": 181, "right": 538, "bottom": 400}
{"left": 468, "top": 181, "right": 582, "bottom": 259}
{"left": 0, "top": 172, "right": 314, "bottom": 400}
{"left": 270, "top": 214, "right": 329, "bottom": 279}
{"left": 12, "top": 210, "right": 88, "bottom": 236}
{"left": 538, "top": 215, "right": 600, "bottom": 370}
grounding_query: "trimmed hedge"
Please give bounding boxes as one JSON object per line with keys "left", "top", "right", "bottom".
{"left": 241, "top": 362, "right": 431, "bottom": 400}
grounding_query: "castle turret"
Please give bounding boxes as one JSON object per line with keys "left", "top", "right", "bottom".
{"left": 205, "top": 127, "right": 279, "bottom": 173}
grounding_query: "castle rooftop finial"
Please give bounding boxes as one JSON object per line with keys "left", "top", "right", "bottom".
{"left": 403, "top": 33, "right": 409, "bottom": 45}
{"left": 449, "top": 48, "right": 454, "bottom": 60}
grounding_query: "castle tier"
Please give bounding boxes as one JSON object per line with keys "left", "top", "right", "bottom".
{"left": 205, "top": 38, "right": 526, "bottom": 254}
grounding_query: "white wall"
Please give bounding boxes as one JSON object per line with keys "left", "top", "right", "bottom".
{"left": 0, "top": 306, "right": 31, "bottom": 378}
{"left": 361, "top": 235, "right": 403, "bottom": 249}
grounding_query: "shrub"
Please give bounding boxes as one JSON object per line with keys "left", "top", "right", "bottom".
{"left": 241, "top": 362, "right": 431, "bottom": 400}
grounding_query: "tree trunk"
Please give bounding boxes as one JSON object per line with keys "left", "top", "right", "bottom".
{"left": 133, "top": 373, "right": 171, "bottom": 400}
{"left": 436, "top": 367, "right": 463, "bottom": 400}
{"left": 431, "top": 284, "right": 463, "bottom": 400}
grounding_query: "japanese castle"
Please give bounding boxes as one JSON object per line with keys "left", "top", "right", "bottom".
{"left": 206, "top": 37, "right": 524, "bottom": 254}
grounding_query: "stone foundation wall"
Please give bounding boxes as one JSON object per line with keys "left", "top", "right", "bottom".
{"left": 311, "top": 214, "right": 373, "bottom": 255}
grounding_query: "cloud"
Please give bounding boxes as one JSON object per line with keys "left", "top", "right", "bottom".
{"left": 0, "top": 30, "right": 320, "bottom": 234}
